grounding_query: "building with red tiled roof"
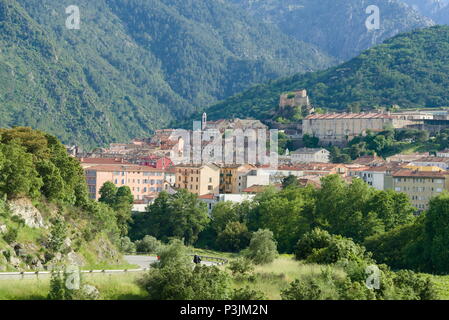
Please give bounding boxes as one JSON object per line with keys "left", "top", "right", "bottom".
{"left": 392, "top": 169, "right": 449, "bottom": 211}
{"left": 303, "top": 112, "right": 415, "bottom": 146}
{"left": 84, "top": 164, "right": 165, "bottom": 202}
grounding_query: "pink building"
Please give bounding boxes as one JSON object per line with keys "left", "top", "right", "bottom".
{"left": 84, "top": 164, "right": 165, "bottom": 203}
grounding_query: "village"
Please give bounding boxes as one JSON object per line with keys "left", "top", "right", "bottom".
{"left": 66, "top": 90, "right": 449, "bottom": 215}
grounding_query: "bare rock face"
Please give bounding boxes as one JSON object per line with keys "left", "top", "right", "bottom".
{"left": 0, "top": 224, "right": 7, "bottom": 234}
{"left": 8, "top": 198, "right": 45, "bottom": 228}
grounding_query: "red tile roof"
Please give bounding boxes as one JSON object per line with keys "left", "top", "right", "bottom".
{"left": 305, "top": 113, "right": 393, "bottom": 120}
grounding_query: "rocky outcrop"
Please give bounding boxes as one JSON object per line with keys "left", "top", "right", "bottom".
{"left": 8, "top": 198, "right": 45, "bottom": 228}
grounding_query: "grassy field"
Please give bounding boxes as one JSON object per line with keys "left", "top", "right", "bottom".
{"left": 230, "top": 255, "right": 346, "bottom": 300}
{"left": 1, "top": 254, "right": 448, "bottom": 300}
{"left": 0, "top": 272, "right": 147, "bottom": 300}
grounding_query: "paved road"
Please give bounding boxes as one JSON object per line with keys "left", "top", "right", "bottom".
{"left": 124, "top": 255, "right": 217, "bottom": 268}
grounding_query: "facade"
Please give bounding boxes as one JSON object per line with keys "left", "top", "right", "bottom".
{"left": 436, "top": 149, "right": 449, "bottom": 158}
{"left": 302, "top": 113, "right": 414, "bottom": 145}
{"left": 84, "top": 165, "right": 165, "bottom": 202}
{"left": 353, "top": 167, "right": 388, "bottom": 190}
{"left": 219, "top": 164, "right": 255, "bottom": 194}
{"left": 291, "top": 148, "right": 330, "bottom": 163}
{"left": 392, "top": 169, "right": 449, "bottom": 211}
{"left": 239, "top": 169, "right": 271, "bottom": 192}
{"left": 174, "top": 164, "right": 220, "bottom": 195}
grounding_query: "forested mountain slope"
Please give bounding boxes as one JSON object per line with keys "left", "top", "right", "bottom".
{"left": 0, "top": 0, "right": 334, "bottom": 147}
{"left": 200, "top": 26, "right": 449, "bottom": 121}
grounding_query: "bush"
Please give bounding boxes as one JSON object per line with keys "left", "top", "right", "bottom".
{"left": 135, "top": 235, "right": 161, "bottom": 254}
{"left": 243, "top": 229, "right": 278, "bottom": 265}
{"left": 119, "top": 237, "right": 136, "bottom": 254}
{"left": 156, "top": 239, "right": 191, "bottom": 269}
{"left": 138, "top": 265, "right": 231, "bottom": 300}
{"left": 231, "top": 286, "right": 266, "bottom": 300}
{"left": 281, "top": 278, "right": 325, "bottom": 300}
{"left": 306, "top": 235, "right": 370, "bottom": 265}
{"left": 3, "top": 227, "right": 18, "bottom": 244}
{"left": 294, "top": 228, "right": 332, "bottom": 260}
{"left": 227, "top": 257, "right": 254, "bottom": 278}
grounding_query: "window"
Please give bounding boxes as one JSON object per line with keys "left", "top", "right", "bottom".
{"left": 209, "top": 177, "right": 212, "bottom": 183}
{"left": 208, "top": 185, "right": 213, "bottom": 191}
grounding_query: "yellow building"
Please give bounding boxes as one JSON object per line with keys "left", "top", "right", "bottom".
{"left": 219, "top": 164, "right": 255, "bottom": 194}
{"left": 392, "top": 169, "right": 449, "bottom": 211}
{"left": 175, "top": 164, "right": 220, "bottom": 196}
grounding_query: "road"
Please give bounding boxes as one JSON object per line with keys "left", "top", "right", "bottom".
{"left": 124, "top": 255, "right": 218, "bottom": 268}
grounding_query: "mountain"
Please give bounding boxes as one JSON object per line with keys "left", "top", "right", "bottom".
{"left": 199, "top": 26, "right": 449, "bottom": 121}
{"left": 228, "top": 0, "right": 434, "bottom": 60}
{"left": 400, "top": 0, "right": 449, "bottom": 24}
{"left": 0, "top": 0, "right": 334, "bottom": 148}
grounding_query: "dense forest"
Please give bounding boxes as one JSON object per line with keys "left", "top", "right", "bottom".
{"left": 198, "top": 26, "right": 449, "bottom": 122}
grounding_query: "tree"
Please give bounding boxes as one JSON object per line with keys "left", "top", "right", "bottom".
{"left": 143, "top": 190, "right": 210, "bottom": 245}
{"left": 282, "top": 175, "right": 299, "bottom": 189}
{"left": 135, "top": 235, "right": 162, "bottom": 254}
{"left": 243, "top": 229, "right": 278, "bottom": 265}
{"left": 98, "top": 182, "right": 117, "bottom": 206}
{"left": 294, "top": 228, "right": 332, "bottom": 261}
{"left": 423, "top": 193, "right": 449, "bottom": 273}
{"left": 216, "top": 222, "right": 251, "bottom": 252}
{"left": 0, "top": 143, "right": 43, "bottom": 199}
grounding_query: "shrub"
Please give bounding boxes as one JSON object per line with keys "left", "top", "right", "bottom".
{"left": 281, "top": 278, "right": 324, "bottom": 300}
{"left": 243, "top": 229, "right": 278, "bottom": 265}
{"left": 306, "top": 235, "right": 370, "bottom": 265}
{"left": 3, "top": 227, "right": 18, "bottom": 244}
{"left": 156, "top": 239, "right": 191, "bottom": 269}
{"left": 138, "top": 265, "right": 231, "bottom": 300}
{"left": 227, "top": 257, "right": 254, "bottom": 278}
{"left": 231, "top": 286, "right": 266, "bottom": 300}
{"left": 119, "top": 237, "right": 136, "bottom": 254}
{"left": 135, "top": 235, "right": 161, "bottom": 254}
{"left": 294, "top": 228, "right": 332, "bottom": 260}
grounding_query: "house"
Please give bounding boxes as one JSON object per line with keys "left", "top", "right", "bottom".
{"left": 392, "top": 169, "right": 449, "bottom": 211}
{"left": 353, "top": 166, "right": 389, "bottom": 190}
{"left": 290, "top": 148, "right": 330, "bottom": 163}
{"left": 174, "top": 164, "right": 220, "bottom": 196}
{"left": 353, "top": 155, "right": 385, "bottom": 166}
{"left": 84, "top": 164, "right": 165, "bottom": 202}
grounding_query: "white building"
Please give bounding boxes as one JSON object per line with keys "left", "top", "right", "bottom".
{"left": 410, "top": 157, "right": 449, "bottom": 170}
{"left": 199, "top": 193, "right": 256, "bottom": 215}
{"left": 291, "top": 148, "right": 330, "bottom": 163}
{"left": 353, "top": 167, "right": 388, "bottom": 190}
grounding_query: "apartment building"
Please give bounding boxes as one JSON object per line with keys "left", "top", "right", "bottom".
{"left": 410, "top": 157, "right": 449, "bottom": 170}
{"left": 392, "top": 169, "right": 449, "bottom": 211}
{"left": 84, "top": 164, "right": 165, "bottom": 201}
{"left": 219, "top": 164, "right": 255, "bottom": 194}
{"left": 290, "top": 148, "right": 330, "bottom": 163}
{"left": 174, "top": 164, "right": 220, "bottom": 195}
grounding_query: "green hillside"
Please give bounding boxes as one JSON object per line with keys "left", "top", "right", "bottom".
{"left": 0, "top": 0, "right": 335, "bottom": 148}
{"left": 200, "top": 26, "right": 449, "bottom": 122}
